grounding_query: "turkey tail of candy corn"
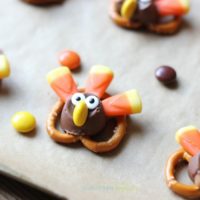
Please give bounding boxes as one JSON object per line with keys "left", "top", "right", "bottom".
{"left": 47, "top": 67, "right": 78, "bottom": 102}
{"left": 102, "top": 90, "right": 142, "bottom": 117}
{"left": 155, "top": 0, "right": 190, "bottom": 16}
{"left": 176, "top": 126, "right": 200, "bottom": 157}
{"left": 85, "top": 65, "right": 114, "bottom": 99}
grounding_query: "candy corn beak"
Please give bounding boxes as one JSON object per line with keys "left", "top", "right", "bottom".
{"left": 73, "top": 100, "right": 88, "bottom": 127}
{"left": 176, "top": 126, "right": 200, "bottom": 156}
{"left": 121, "top": 0, "right": 137, "bottom": 20}
{"left": 0, "top": 54, "right": 10, "bottom": 79}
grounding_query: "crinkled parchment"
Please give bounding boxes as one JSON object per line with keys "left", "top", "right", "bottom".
{"left": 0, "top": 0, "right": 200, "bottom": 199}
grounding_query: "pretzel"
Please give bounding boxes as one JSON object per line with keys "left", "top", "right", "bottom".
{"left": 46, "top": 88, "right": 127, "bottom": 153}
{"left": 165, "top": 126, "right": 200, "bottom": 198}
{"left": 46, "top": 98, "right": 127, "bottom": 153}
{"left": 165, "top": 149, "right": 200, "bottom": 199}
{"left": 46, "top": 99, "right": 79, "bottom": 144}
{"left": 109, "top": 0, "right": 183, "bottom": 34}
{"left": 46, "top": 66, "right": 142, "bottom": 153}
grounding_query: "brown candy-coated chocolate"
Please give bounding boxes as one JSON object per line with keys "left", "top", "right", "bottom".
{"left": 188, "top": 153, "right": 200, "bottom": 187}
{"left": 60, "top": 94, "right": 106, "bottom": 136}
{"left": 23, "top": 0, "right": 64, "bottom": 5}
{"left": 155, "top": 66, "right": 177, "bottom": 84}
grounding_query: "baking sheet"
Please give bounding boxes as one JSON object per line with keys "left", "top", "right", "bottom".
{"left": 0, "top": 0, "right": 200, "bottom": 199}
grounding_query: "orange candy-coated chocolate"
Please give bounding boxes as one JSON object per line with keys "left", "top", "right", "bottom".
{"left": 155, "top": 0, "right": 190, "bottom": 16}
{"left": 58, "top": 50, "right": 81, "bottom": 70}
{"left": 176, "top": 126, "right": 200, "bottom": 157}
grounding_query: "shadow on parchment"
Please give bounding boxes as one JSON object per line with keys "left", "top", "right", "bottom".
{"left": 0, "top": 172, "right": 67, "bottom": 200}
{"left": 18, "top": 127, "right": 38, "bottom": 138}
{"left": 118, "top": 18, "right": 193, "bottom": 37}
{"left": 22, "top": 0, "right": 66, "bottom": 8}
{"left": 99, "top": 116, "right": 146, "bottom": 158}
{"left": 159, "top": 79, "right": 179, "bottom": 90}
{"left": 0, "top": 80, "right": 13, "bottom": 97}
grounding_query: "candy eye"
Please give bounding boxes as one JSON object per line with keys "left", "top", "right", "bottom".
{"left": 86, "top": 96, "right": 99, "bottom": 110}
{"left": 71, "top": 93, "right": 85, "bottom": 106}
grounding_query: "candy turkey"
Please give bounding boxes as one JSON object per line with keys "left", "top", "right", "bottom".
{"left": 47, "top": 65, "right": 142, "bottom": 137}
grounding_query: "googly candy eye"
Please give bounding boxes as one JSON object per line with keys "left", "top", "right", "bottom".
{"left": 85, "top": 95, "right": 99, "bottom": 110}
{"left": 71, "top": 93, "right": 85, "bottom": 106}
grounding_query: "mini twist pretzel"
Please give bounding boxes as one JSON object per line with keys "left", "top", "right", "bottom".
{"left": 46, "top": 65, "right": 142, "bottom": 153}
{"left": 165, "top": 126, "right": 200, "bottom": 198}
{"left": 110, "top": 0, "right": 189, "bottom": 34}
{"left": 47, "top": 99, "right": 79, "bottom": 144}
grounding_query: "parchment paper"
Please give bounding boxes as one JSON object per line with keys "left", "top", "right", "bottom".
{"left": 0, "top": 0, "right": 200, "bottom": 199}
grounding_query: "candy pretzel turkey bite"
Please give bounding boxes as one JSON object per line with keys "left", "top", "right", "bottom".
{"left": 110, "top": 0, "right": 190, "bottom": 34}
{"left": 46, "top": 65, "right": 142, "bottom": 153}
{"left": 166, "top": 126, "right": 200, "bottom": 199}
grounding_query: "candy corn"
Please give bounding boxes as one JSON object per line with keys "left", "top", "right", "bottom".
{"left": 85, "top": 65, "right": 114, "bottom": 98}
{"left": 121, "top": 0, "right": 137, "bottom": 20}
{"left": 47, "top": 67, "right": 77, "bottom": 102}
{"left": 155, "top": 0, "right": 190, "bottom": 16}
{"left": 102, "top": 90, "right": 142, "bottom": 116}
{"left": 176, "top": 126, "right": 200, "bottom": 156}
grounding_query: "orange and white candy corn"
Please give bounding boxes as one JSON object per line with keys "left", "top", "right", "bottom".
{"left": 176, "top": 126, "right": 200, "bottom": 156}
{"left": 47, "top": 67, "right": 77, "bottom": 102}
{"left": 102, "top": 90, "right": 142, "bottom": 116}
{"left": 85, "top": 65, "right": 114, "bottom": 99}
{"left": 155, "top": 0, "right": 190, "bottom": 16}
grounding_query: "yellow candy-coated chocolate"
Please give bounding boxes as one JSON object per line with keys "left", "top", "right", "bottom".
{"left": 73, "top": 101, "right": 88, "bottom": 127}
{"left": 11, "top": 112, "right": 36, "bottom": 133}
{"left": 0, "top": 54, "right": 10, "bottom": 79}
{"left": 121, "top": 0, "right": 137, "bottom": 20}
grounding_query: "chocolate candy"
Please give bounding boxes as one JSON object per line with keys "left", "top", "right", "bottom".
{"left": 188, "top": 153, "right": 200, "bottom": 187}
{"left": 58, "top": 50, "right": 81, "bottom": 70}
{"left": 155, "top": 66, "right": 176, "bottom": 84}
{"left": 137, "top": 0, "right": 159, "bottom": 24}
{"left": 11, "top": 111, "right": 36, "bottom": 133}
{"left": 61, "top": 94, "right": 106, "bottom": 136}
